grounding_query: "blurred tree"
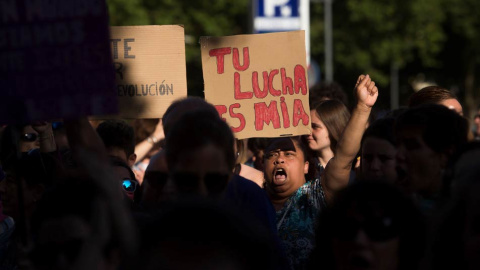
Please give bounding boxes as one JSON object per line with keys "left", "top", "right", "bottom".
{"left": 443, "top": 0, "right": 480, "bottom": 118}
{"left": 310, "top": 0, "right": 446, "bottom": 107}
{"left": 107, "top": 0, "right": 250, "bottom": 97}
{"left": 106, "top": 0, "right": 480, "bottom": 116}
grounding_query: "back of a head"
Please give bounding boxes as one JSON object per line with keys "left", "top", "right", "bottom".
{"left": 309, "top": 82, "right": 348, "bottom": 108}
{"left": 432, "top": 142, "right": 480, "bottom": 269}
{"left": 31, "top": 178, "right": 132, "bottom": 269}
{"left": 139, "top": 201, "right": 277, "bottom": 270}
{"left": 247, "top": 138, "right": 269, "bottom": 154}
{"left": 96, "top": 120, "right": 135, "bottom": 158}
{"left": 395, "top": 104, "right": 468, "bottom": 155}
{"left": 162, "top": 97, "right": 219, "bottom": 136}
{"left": 312, "top": 99, "right": 351, "bottom": 151}
{"left": 312, "top": 181, "right": 425, "bottom": 270}
{"left": 165, "top": 110, "right": 235, "bottom": 173}
{"left": 408, "top": 86, "right": 456, "bottom": 107}
{"left": 362, "top": 117, "right": 396, "bottom": 146}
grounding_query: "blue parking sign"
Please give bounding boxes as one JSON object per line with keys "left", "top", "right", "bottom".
{"left": 253, "top": 0, "right": 310, "bottom": 64}
{"left": 254, "top": 0, "right": 302, "bottom": 32}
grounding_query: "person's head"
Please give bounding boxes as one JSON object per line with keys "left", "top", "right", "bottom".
{"left": 432, "top": 142, "right": 480, "bottom": 270}
{"left": 96, "top": 120, "right": 136, "bottom": 167}
{"left": 165, "top": 110, "right": 235, "bottom": 198}
{"left": 307, "top": 100, "right": 350, "bottom": 154}
{"left": 138, "top": 201, "right": 278, "bottom": 270}
{"left": 143, "top": 98, "right": 221, "bottom": 204}
{"left": 234, "top": 139, "right": 249, "bottom": 165}
{"left": 110, "top": 156, "right": 139, "bottom": 202}
{"left": 361, "top": 118, "right": 397, "bottom": 184}
{"left": 309, "top": 81, "right": 349, "bottom": 108}
{"left": 20, "top": 125, "right": 40, "bottom": 152}
{"left": 408, "top": 86, "right": 463, "bottom": 115}
{"left": 0, "top": 150, "right": 59, "bottom": 220}
{"left": 162, "top": 97, "right": 219, "bottom": 137}
{"left": 395, "top": 104, "right": 469, "bottom": 197}
{"left": 311, "top": 181, "right": 425, "bottom": 270}
{"left": 30, "top": 178, "right": 134, "bottom": 270}
{"left": 0, "top": 125, "right": 39, "bottom": 163}
{"left": 263, "top": 137, "right": 309, "bottom": 201}
{"left": 247, "top": 138, "right": 270, "bottom": 172}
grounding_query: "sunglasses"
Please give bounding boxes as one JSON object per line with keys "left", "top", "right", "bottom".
{"left": 21, "top": 133, "right": 38, "bottom": 142}
{"left": 122, "top": 179, "right": 138, "bottom": 192}
{"left": 333, "top": 216, "right": 399, "bottom": 242}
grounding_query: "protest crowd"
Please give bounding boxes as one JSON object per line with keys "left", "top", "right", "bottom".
{"left": 2, "top": 2, "right": 480, "bottom": 270}
{"left": 2, "top": 73, "right": 480, "bottom": 270}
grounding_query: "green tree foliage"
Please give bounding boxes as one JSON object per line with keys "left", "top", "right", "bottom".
{"left": 443, "top": 0, "right": 480, "bottom": 116}
{"left": 326, "top": 0, "right": 445, "bottom": 87}
{"left": 107, "top": 0, "right": 250, "bottom": 96}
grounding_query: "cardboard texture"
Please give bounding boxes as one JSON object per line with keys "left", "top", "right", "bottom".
{"left": 0, "top": 0, "right": 117, "bottom": 124}
{"left": 201, "top": 31, "right": 311, "bottom": 139}
{"left": 110, "top": 25, "right": 187, "bottom": 118}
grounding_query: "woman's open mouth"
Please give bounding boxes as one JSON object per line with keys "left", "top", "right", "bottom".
{"left": 273, "top": 168, "right": 287, "bottom": 185}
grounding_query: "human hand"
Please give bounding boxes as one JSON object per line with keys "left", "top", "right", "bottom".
{"left": 354, "top": 74, "right": 378, "bottom": 109}
{"left": 31, "top": 121, "right": 52, "bottom": 134}
{"left": 153, "top": 119, "right": 165, "bottom": 139}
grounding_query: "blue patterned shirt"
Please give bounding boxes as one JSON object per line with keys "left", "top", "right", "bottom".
{"left": 276, "top": 178, "right": 326, "bottom": 270}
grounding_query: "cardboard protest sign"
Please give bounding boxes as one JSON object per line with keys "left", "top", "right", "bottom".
{"left": 0, "top": 0, "right": 117, "bottom": 124}
{"left": 110, "top": 25, "right": 187, "bottom": 118}
{"left": 201, "top": 31, "right": 311, "bottom": 139}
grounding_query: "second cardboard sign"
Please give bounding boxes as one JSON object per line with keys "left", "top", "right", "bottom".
{"left": 111, "top": 25, "right": 188, "bottom": 119}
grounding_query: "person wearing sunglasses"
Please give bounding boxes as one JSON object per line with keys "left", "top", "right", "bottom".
{"left": 0, "top": 123, "right": 56, "bottom": 160}
{"left": 309, "top": 181, "right": 426, "bottom": 270}
{"left": 111, "top": 157, "right": 139, "bottom": 202}
{"left": 19, "top": 125, "right": 40, "bottom": 153}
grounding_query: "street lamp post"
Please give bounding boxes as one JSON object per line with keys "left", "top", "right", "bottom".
{"left": 324, "top": 0, "right": 333, "bottom": 82}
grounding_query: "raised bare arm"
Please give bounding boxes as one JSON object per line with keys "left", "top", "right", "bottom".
{"left": 323, "top": 74, "right": 378, "bottom": 202}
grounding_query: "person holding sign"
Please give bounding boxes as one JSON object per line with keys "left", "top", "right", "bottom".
{"left": 263, "top": 75, "right": 378, "bottom": 270}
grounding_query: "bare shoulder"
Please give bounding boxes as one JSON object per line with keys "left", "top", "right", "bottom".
{"left": 239, "top": 164, "right": 265, "bottom": 188}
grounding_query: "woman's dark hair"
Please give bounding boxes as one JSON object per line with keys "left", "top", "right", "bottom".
{"left": 311, "top": 100, "right": 350, "bottom": 152}
{"left": 247, "top": 138, "right": 269, "bottom": 155}
{"left": 309, "top": 181, "right": 426, "bottom": 270}
{"left": 96, "top": 120, "right": 135, "bottom": 158}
